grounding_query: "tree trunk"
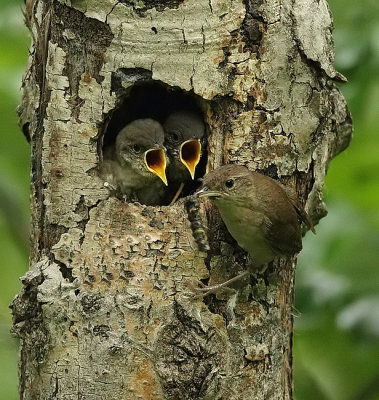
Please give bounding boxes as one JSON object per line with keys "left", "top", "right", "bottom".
{"left": 12, "top": 0, "right": 351, "bottom": 399}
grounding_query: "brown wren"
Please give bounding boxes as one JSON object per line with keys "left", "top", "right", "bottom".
{"left": 195, "top": 164, "right": 315, "bottom": 295}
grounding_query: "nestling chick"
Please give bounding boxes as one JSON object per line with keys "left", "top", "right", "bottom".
{"left": 195, "top": 164, "right": 315, "bottom": 295}
{"left": 164, "top": 111, "right": 205, "bottom": 201}
{"left": 100, "top": 119, "right": 168, "bottom": 205}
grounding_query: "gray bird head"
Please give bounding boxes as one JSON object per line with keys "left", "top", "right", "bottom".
{"left": 196, "top": 164, "right": 254, "bottom": 206}
{"left": 164, "top": 111, "right": 205, "bottom": 180}
{"left": 115, "top": 119, "right": 168, "bottom": 185}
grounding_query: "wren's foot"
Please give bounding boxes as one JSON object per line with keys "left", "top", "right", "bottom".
{"left": 191, "top": 271, "right": 250, "bottom": 298}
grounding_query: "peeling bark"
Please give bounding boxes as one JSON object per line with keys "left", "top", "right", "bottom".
{"left": 13, "top": 0, "right": 351, "bottom": 399}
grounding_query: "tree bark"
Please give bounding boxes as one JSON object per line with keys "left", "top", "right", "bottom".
{"left": 13, "top": 0, "right": 351, "bottom": 399}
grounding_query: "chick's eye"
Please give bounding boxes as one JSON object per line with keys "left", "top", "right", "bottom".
{"left": 170, "top": 132, "right": 179, "bottom": 142}
{"left": 225, "top": 179, "right": 234, "bottom": 189}
{"left": 132, "top": 144, "right": 142, "bottom": 153}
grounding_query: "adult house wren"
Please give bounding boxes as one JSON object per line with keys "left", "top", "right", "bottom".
{"left": 163, "top": 110, "right": 205, "bottom": 202}
{"left": 100, "top": 118, "right": 168, "bottom": 205}
{"left": 195, "top": 164, "right": 315, "bottom": 295}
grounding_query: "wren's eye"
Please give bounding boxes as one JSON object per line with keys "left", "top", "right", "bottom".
{"left": 225, "top": 179, "right": 234, "bottom": 189}
{"left": 132, "top": 144, "right": 142, "bottom": 153}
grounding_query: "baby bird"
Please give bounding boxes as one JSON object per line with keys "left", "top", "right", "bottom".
{"left": 196, "top": 164, "right": 315, "bottom": 295}
{"left": 100, "top": 119, "right": 168, "bottom": 205}
{"left": 163, "top": 110, "right": 205, "bottom": 202}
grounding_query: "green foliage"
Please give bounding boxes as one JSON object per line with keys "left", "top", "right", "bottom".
{"left": 0, "top": 2, "right": 30, "bottom": 399}
{"left": 295, "top": 1, "right": 379, "bottom": 399}
{"left": 0, "top": 0, "right": 377, "bottom": 399}
{"left": 295, "top": 204, "right": 379, "bottom": 399}
{"left": 326, "top": 0, "right": 379, "bottom": 220}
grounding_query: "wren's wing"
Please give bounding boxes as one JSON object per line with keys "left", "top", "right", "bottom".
{"left": 263, "top": 215, "right": 303, "bottom": 257}
{"left": 279, "top": 184, "right": 316, "bottom": 234}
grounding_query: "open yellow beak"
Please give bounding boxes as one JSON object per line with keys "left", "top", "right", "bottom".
{"left": 180, "top": 139, "right": 201, "bottom": 180}
{"left": 144, "top": 148, "right": 168, "bottom": 185}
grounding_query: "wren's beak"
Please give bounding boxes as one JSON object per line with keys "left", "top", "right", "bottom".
{"left": 144, "top": 148, "right": 168, "bottom": 186}
{"left": 180, "top": 139, "right": 201, "bottom": 180}
{"left": 195, "top": 186, "right": 223, "bottom": 199}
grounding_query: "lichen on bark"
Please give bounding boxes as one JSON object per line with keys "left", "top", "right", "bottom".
{"left": 13, "top": 0, "right": 351, "bottom": 399}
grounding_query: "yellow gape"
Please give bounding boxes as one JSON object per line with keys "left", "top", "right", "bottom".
{"left": 180, "top": 139, "right": 201, "bottom": 180}
{"left": 144, "top": 148, "right": 168, "bottom": 185}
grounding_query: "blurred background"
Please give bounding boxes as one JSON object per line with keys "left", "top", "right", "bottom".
{"left": 0, "top": 0, "right": 377, "bottom": 398}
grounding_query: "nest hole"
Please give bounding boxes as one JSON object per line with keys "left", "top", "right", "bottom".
{"left": 100, "top": 81, "right": 208, "bottom": 206}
